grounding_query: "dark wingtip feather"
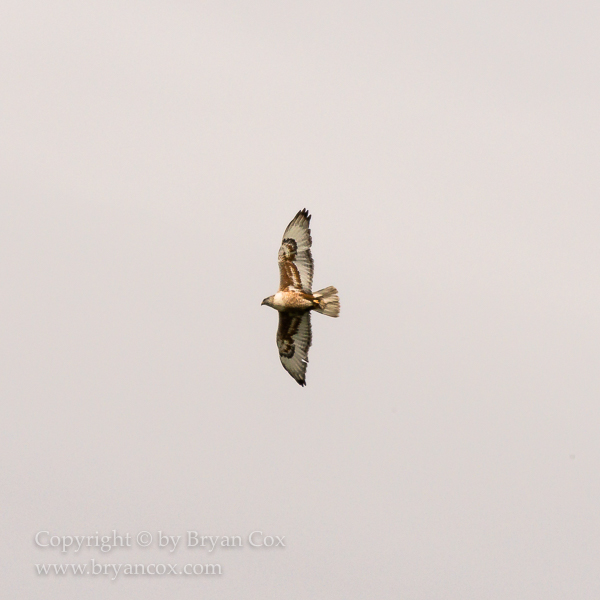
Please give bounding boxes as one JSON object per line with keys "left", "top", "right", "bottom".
{"left": 298, "top": 208, "right": 311, "bottom": 223}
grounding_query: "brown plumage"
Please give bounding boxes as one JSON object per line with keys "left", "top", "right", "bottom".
{"left": 262, "top": 209, "right": 340, "bottom": 386}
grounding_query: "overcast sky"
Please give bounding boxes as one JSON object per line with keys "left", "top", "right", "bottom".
{"left": 1, "top": 1, "right": 599, "bottom": 598}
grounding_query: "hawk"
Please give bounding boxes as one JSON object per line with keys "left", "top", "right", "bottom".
{"left": 261, "top": 209, "right": 340, "bottom": 386}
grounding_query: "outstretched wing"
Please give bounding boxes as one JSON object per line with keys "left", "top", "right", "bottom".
{"left": 277, "top": 312, "right": 312, "bottom": 386}
{"left": 278, "top": 209, "right": 314, "bottom": 293}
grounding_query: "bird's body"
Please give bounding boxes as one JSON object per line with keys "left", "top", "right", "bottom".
{"left": 269, "top": 290, "right": 314, "bottom": 312}
{"left": 262, "top": 209, "right": 340, "bottom": 386}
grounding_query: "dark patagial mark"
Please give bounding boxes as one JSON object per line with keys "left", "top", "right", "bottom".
{"left": 280, "top": 238, "right": 298, "bottom": 260}
{"left": 278, "top": 340, "right": 295, "bottom": 359}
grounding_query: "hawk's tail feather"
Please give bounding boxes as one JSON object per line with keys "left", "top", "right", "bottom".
{"left": 312, "top": 286, "right": 340, "bottom": 318}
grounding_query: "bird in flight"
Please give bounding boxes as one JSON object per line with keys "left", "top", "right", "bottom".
{"left": 262, "top": 209, "right": 340, "bottom": 386}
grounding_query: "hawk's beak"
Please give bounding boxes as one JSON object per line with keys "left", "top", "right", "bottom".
{"left": 261, "top": 299, "right": 267, "bottom": 306}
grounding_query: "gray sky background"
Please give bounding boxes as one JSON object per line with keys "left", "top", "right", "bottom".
{"left": 1, "top": 1, "right": 599, "bottom": 598}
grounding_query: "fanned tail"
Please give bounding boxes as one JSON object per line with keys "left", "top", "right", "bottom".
{"left": 312, "top": 286, "right": 340, "bottom": 317}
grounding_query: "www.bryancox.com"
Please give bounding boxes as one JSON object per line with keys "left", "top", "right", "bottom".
{"left": 33, "top": 530, "right": 285, "bottom": 579}
{"left": 36, "top": 560, "right": 222, "bottom": 579}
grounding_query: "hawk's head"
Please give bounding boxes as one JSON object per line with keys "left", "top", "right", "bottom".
{"left": 261, "top": 296, "right": 275, "bottom": 308}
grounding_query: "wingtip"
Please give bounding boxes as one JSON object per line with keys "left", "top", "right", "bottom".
{"left": 298, "top": 208, "right": 310, "bottom": 222}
